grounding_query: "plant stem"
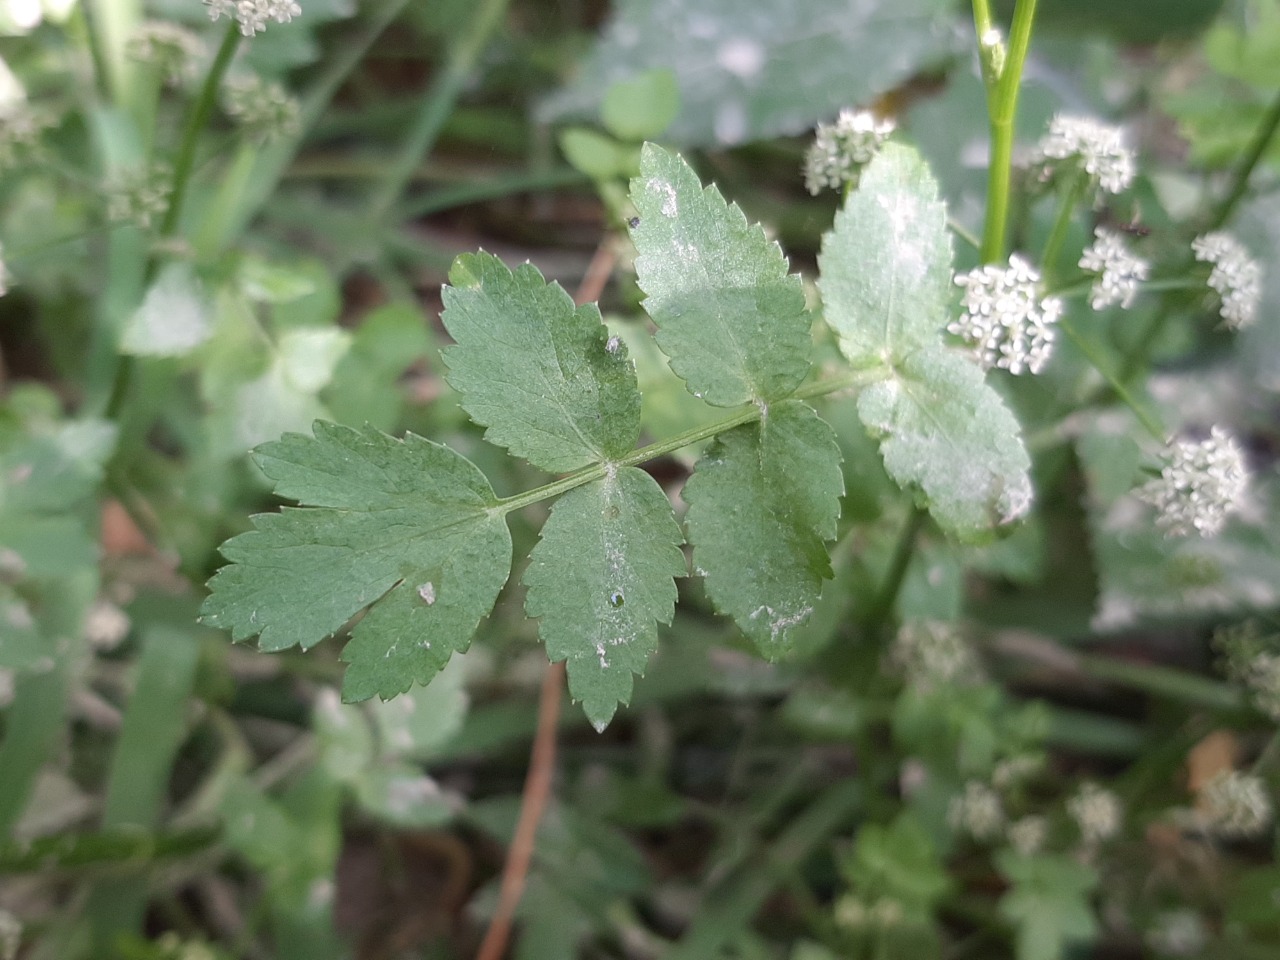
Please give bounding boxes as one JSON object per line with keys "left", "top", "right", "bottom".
{"left": 365, "top": 0, "right": 512, "bottom": 227}
{"left": 1207, "top": 84, "right": 1280, "bottom": 232}
{"left": 1058, "top": 316, "right": 1165, "bottom": 441}
{"left": 976, "top": 0, "right": 1040, "bottom": 264}
{"left": 159, "top": 23, "right": 240, "bottom": 241}
{"left": 474, "top": 661, "right": 565, "bottom": 960}
{"left": 494, "top": 368, "right": 886, "bottom": 516}
{"left": 1074, "top": 653, "right": 1245, "bottom": 712}
{"left": 1040, "top": 171, "right": 1086, "bottom": 285}
{"left": 863, "top": 505, "right": 927, "bottom": 632}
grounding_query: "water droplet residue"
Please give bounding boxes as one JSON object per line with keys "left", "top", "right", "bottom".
{"left": 417, "top": 582, "right": 436, "bottom": 605}
{"left": 606, "top": 335, "right": 621, "bottom": 354}
{"left": 608, "top": 592, "right": 625, "bottom": 608}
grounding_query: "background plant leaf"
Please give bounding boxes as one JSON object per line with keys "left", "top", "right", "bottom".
{"left": 524, "top": 465, "right": 685, "bottom": 729}
{"left": 630, "top": 143, "right": 811, "bottom": 406}
{"left": 539, "top": 0, "right": 956, "bottom": 147}
{"left": 441, "top": 251, "right": 641, "bottom": 472}
{"left": 201, "top": 421, "right": 512, "bottom": 702}
{"left": 684, "top": 400, "right": 843, "bottom": 657}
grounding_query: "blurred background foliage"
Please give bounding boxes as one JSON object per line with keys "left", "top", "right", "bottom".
{"left": 0, "top": 0, "right": 1278, "bottom": 958}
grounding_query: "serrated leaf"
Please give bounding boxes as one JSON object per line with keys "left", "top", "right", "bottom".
{"left": 441, "top": 252, "right": 641, "bottom": 472}
{"left": 523, "top": 465, "right": 685, "bottom": 729}
{"left": 630, "top": 143, "right": 811, "bottom": 406}
{"left": 858, "top": 347, "right": 1032, "bottom": 540}
{"left": 201, "top": 422, "right": 512, "bottom": 702}
{"left": 818, "top": 143, "right": 953, "bottom": 367}
{"left": 684, "top": 400, "right": 843, "bottom": 656}
{"left": 996, "top": 851, "right": 1099, "bottom": 960}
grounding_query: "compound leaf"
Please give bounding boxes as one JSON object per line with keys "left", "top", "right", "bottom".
{"left": 441, "top": 251, "right": 641, "bottom": 472}
{"left": 684, "top": 400, "right": 843, "bottom": 657}
{"left": 201, "top": 421, "right": 512, "bottom": 702}
{"left": 818, "top": 143, "right": 953, "bottom": 367}
{"left": 630, "top": 143, "right": 811, "bottom": 406}
{"left": 996, "top": 851, "right": 1099, "bottom": 960}
{"left": 524, "top": 465, "right": 685, "bottom": 729}
{"left": 857, "top": 347, "right": 1032, "bottom": 541}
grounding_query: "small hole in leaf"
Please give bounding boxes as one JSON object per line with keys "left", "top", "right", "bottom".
{"left": 608, "top": 592, "right": 624, "bottom": 608}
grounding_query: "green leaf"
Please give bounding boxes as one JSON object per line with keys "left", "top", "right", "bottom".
{"left": 524, "top": 465, "right": 685, "bottom": 729}
{"left": 601, "top": 69, "right": 680, "bottom": 141}
{"left": 559, "top": 127, "right": 638, "bottom": 181}
{"left": 201, "top": 422, "right": 512, "bottom": 702}
{"left": 848, "top": 813, "right": 952, "bottom": 910}
{"left": 858, "top": 347, "right": 1032, "bottom": 541}
{"left": 996, "top": 851, "right": 1099, "bottom": 960}
{"left": 684, "top": 400, "right": 843, "bottom": 657}
{"left": 325, "top": 302, "right": 432, "bottom": 431}
{"left": 120, "top": 262, "right": 214, "bottom": 357}
{"left": 630, "top": 143, "right": 811, "bottom": 406}
{"left": 539, "top": 0, "right": 956, "bottom": 147}
{"left": 441, "top": 251, "right": 641, "bottom": 472}
{"left": 818, "top": 143, "right": 953, "bottom": 366}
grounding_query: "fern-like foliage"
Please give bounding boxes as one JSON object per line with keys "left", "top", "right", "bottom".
{"left": 202, "top": 142, "right": 1032, "bottom": 727}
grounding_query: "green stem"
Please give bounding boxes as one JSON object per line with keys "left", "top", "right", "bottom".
{"left": 159, "top": 23, "right": 240, "bottom": 240}
{"left": 863, "top": 505, "right": 927, "bottom": 632}
{"left": 1040, "top": 171, "right": 1086, "bottom": 285}
{"left": 1074, "top": 653, "right": 1245, "bottom": 712}
{"left": 976, "top": 0, "right": 1040, "bottom": 263}
{"left": 1207, "top": 84, "right": 1280, "bottom": 232}
{"left": 365, "top": 0, "right": 512, "bottom": 226}
{"left": 1058, "top": 316, "right": 1165, "bottom": 441}
{"left": 494, "top": 369, "right": 885, "bottom": 516}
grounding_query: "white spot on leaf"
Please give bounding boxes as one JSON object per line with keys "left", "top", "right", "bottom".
{"left": 417, "top": 582, "right": 436, "bottom": 605}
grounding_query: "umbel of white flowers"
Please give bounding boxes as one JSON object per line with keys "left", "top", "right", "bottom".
{"left": 803, "top": 108, "right": 894, "bottom": 195}
{"left": 1138, "top": 427, "right": 1249, "bottom": 538}
{"left": 1192, "top": 231, "right": 1263, "bottom": 330}
{"left": 950, "top": 255, "right": 1064, "bottom": 375}
{"left": 1032, "top": 114, "right": 1136, "bottom": 196}
{"left": 205, "top": 0, "right": 302, "bottom": 36}
{"left": 1079, "top": 226, "right": 1149, "bottom": 310}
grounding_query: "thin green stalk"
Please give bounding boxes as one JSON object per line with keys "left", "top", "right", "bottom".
{"left": 493, "top": 368, "right": 885, "bottom": 516}
{"left": 397, "top": 167, "right": 588, "bottom": 220}
{"left": 863, "top": 505, "right": 927, "bottom": 632}
{"left": 976, "top": 0, "right": 1041, "bottom": 263}
{"left": 1058, "top": 317, "right": 1165, "bottom": 441}
{"left": 1040, "top": 171, "right": 1086, "bottom": 285}
{"left": 159, "top": 23, "right": 241, "bottom": 240}
{"left": 365, "top": 0, "right": 512, "bottom": 226}
{"left": 1074, "top": 653, "right": 1246, "bottom": 712}
{"left": 1207, "top": 84, "right": 1280, "bottom": 232}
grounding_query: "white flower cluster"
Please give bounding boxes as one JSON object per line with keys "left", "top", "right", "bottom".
{"left": 1192, "top": 231, "right": 1262, "bottom": 330}
{"left": 1067, "top": 781, "right": 1123, "bottom": 846}
{"left": 1200, "top": 770, "right": 1272, "bottom": 838}
{"left": 803, "top": 108, "right": 894, "bottom": 195}
{"left": 1079, "top": 226, "right": 1148, "bottom": 309}
{"left": 1145, "top": 909, "right": 1209, "bottom": 957}
{"left": 1215, "top": 621, "right": 1280, "bottom": 722}
{"left": 1006, "top": 815, "right": 1047, "bottom": 855}
{"left": 1032, "top": 114, "right": 1136, "bottom": 195}
{"left": 224, "top": 75, "right": 301, "bottom": 141}
{"left": 205, "top": 0, "right": 302, "bottom": 37}
{"left": 127, "top": 21, "right": 205, "bottom": 86}
{"left": 0, "top": 102, "right": 53, "bottom": 172}
{"left": 105, "top": 162, "right": 172, "bottom": 230}
{"left": 949, "top": 780, "right": 1005, "bottom": 841}
{"left": 1138, "top": 427, "right": 1248, "bottom": 538}
{"left": 950, "top": 255, "right": 1063, "bottom": 375}
{"left": 889, "top": 620, "right": 985, "bottom": 693}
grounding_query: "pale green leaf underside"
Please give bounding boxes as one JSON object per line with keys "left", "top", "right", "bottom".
{"left": 441, "top": 251, "right": 641, "bottom": 472}
{"left": 200, "top": 422, "right": 512, "bottom": 702}
{"left": 630, "top": 143, "right": 811, "bottom": 406}
{"left": 684, "top": 400, "right": 843, "bottom": 657}
{"left": 524, "top": 465, "right": 685, "bottom": 729}
{"left": 858, "top": 348, "right": 1032, "bottom": 541}
{"left": 818, "top": 143, "right": 953, "bottom": 366}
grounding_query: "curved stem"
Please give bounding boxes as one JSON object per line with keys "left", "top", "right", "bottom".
{"left": 474, "top": 661, "right": 565, "bottom": 960}
{"left": 1058, "top": 317, "right": 1165, "bottom": 441}
{"left": 1207, "top": 84, "right": 1280, "bottom": 232}
{"left": 1040, "top": 171, "right": 1086, "bottom": 285}
{"left": 863, "top": 505, "right": 926, "bottom": 633}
